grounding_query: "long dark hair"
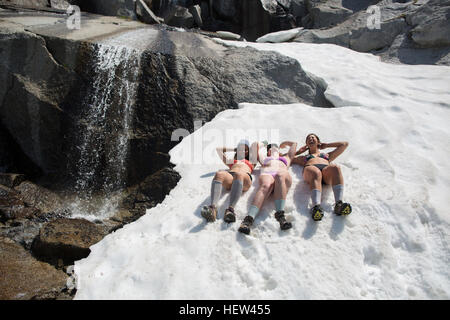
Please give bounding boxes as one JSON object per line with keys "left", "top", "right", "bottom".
{"left": 267, "top": 143, "right": 279, "bottom": 156}
{"left": 306, "top": 133, "right": 320, "bottom": 154}
{"left": 305, "top": 133, "right": 320, "bottom": 144}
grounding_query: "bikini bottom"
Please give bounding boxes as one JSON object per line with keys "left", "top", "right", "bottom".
{"left": 228, "top": 170, "right": 253, "bottom": 181}
{"left": 304, "top": 164, "right": 329, "bottom": 172}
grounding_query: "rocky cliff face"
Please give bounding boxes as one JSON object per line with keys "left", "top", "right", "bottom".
{"left": 0, "top": 10, "right": 330, "bottom": 192}
{"left": 292, "top": 0, "right": 450, "bottom": 65}
{"left": 0, "top": 7, "right": 332, "bottom": 299}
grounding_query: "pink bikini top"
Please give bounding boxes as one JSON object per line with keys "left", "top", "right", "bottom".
{"left": 263, "top": 156, "right": 288, "bottom": 166}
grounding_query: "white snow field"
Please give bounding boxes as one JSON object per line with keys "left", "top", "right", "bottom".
{"left": 74, "top": 42, "right": 450, "bottom": 299}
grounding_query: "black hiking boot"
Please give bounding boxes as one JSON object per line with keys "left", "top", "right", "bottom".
{"left": 224, "top": 207, "right": 236, "bottom": 223}
{"left": 310, "top": 205, "right": 324, "bottom": 221}
{"left": 201, "top": 205, "right": 217, "bottom": 222}
{"left": 275, "top": 211, "right": 292, "bottom": 230}
{"left": 238, "top": 215, "right": 254, "bottom": 235}
{"left": 334, "top": 200, "right": 352, "bottom": 216}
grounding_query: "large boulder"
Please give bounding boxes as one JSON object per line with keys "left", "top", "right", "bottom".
{"left": 294, "top": 2, "right": 410, "bottom": 52}
{"left": 0, "top": 25, "right": 77, "bottom": 178}
{"left": 135, "top": 0, "right": 163, "bottom": 24}
{"left": 408, "top": 0, "right": 450, "bottom": 48}
{"left": 163, "top": 5, "right": 195, "bottom": 28}
{"left": 119, "top": 167, "right": 181, "bottom": 221}
{"left": 0, "top": 237, "right": 68, "bottom": 300}
{"left": 302, "top": 0, "right": 353, "bottom": 28}
{"left": 31, "top": 218, "right": 107, "bottom": 265}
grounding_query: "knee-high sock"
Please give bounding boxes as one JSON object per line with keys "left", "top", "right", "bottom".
{"left": 248, "top": 205, "right": 260, "bottom": 219}
{"left": 229, "top": 179, "right": 243, "bottom": 208}
{"left": 275, "top": 199, "right": 286, "bottom": 212}
{"left": 332, "top": 184, "right": 344, "bottom": 202}
{"left": 311, "top": 189, "right": 321, "bottom": 206}
{"left": 210, "top": 180, "right": 223, "bottom": 206}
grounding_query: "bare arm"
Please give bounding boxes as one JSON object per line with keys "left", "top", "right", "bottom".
{"left": 216, "top": 147, "right": 235, "bottom": 166}
{"left": 280, "top": 141, "right": 298, "bottom": 166}
{"left": 321, "top": 141, "right": 349, "bottom": 162}
{"left": 295, "top": 145, "right": 308, "bottom": 156}
{"left": 257, "top": 142, "right": 268, "bottom": 166}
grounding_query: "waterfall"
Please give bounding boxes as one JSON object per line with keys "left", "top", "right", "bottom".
{"left": 70, "top": 43, "right": 141, "bottom": 219}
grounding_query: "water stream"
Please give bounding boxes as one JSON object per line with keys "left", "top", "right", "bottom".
{"left": 70, "top": 43, "right": 142, "bottom": 220}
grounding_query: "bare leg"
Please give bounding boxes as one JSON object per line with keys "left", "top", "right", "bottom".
{"left": 322, "top": 164, "right": 351, "bottom": 214}
{"left": 322, "top": 164, "right": 344, "bottom": 186}
{"left": 238, "top": 175, "right": 274, "bottom": 234}
{"left": 251, "top": 175, "right": 275, "bottom": 209}
{"left": 228, "top": 171, "right": 252, "bottom": 209}
{"left": 303, "top": 166, "right": 324, "bottom": 220}
{"left": 273, "top": 171, "right": 292, "bottom": 202}
{"left": 213, "top": 170, "right": 233, "bottom": 190}
{"left": 303, "top": 166, "right": 322, "bottom": 191}
{"left": 202, "top": 170, "right": 234, "bottom": 222}
{"left": 273, "top": 171, "right": 293, "bottom": 230}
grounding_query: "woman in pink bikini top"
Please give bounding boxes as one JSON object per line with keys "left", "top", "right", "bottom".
{"left": 237, "top": 141, "right": 298, "bottom": 235}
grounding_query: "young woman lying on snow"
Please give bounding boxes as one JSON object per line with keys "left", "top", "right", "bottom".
{"left": 201, "top": 140, "right": 258, "bottom": 223}
{"left": 237, "top": 141, "right": 298, "bottom": 235}
{"left": 292, "top": 133, "right": 352, "bottom": 221}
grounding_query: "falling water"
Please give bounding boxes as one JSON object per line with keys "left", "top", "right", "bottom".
{"left": 70, "top": 43, "right": 141, "bottom": 220}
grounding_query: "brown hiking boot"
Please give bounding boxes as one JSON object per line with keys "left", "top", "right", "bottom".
{"left": 238, "top": 215, "right": 254, "bottom": 235}
{"left": 224, "top": 207, "right": 236, "bottom": 223}
{"left": 275, "top": 211, "right": 292, "bottom": 230}
{"left": 201, "top": 205, "right": 217, "bottom": 222}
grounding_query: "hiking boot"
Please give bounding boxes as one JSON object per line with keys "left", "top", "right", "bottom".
{"left": 310, "top": 205, "right": 324, "bottom": 221}
{"left": 334, "top": 200, "right": 352, "bottom": 216}
{"left": 223, "top": 207, "right": 236, "bottom": 223}
{"left": 201, "top": 205, "right": 217, "bottom": 222}
{"left": 238, "top": 215, "right": 254, "bottom": 235}
{"left": 274, "top": 211, "right": 292, "bottom": 230}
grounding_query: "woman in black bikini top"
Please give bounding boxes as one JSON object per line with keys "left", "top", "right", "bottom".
{"left": 292, "top": 133, "right": 352, "bottom": 221}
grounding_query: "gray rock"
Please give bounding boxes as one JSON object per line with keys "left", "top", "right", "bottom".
{"left": 49, "top": 0, "right": 70, "bottom": 10}
{"left": 294, "top": 4, "right": 409, "bottom": 52}
{"left": 0, "top": 10, "right": 329, "bottom": 194}
{"left": 408, "top": 0, "right": 450, "bottom": 47}
{"left": 189, "top": 4, "right": 203, "bottom": 27}
{"left": 164, "top": 5, "right": 194, "bottom": 28}
{"left": 303, "top": 0, "right": 354, "bottom": 28}
{"left": 135, "top": 0, "right": 163, "bottom": 24}
{"left": 119, "top": 167, "right": 181, "bottom": 222}
{"left": 0, "top": 25, "right": 77, "bottom": 176}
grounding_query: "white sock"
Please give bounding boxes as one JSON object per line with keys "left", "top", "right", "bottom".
{"left": 332, "top": 184, "right": 344, "bottom": 203}
{"left": 311, "top": 189, "right": 321, "bottom": 206}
